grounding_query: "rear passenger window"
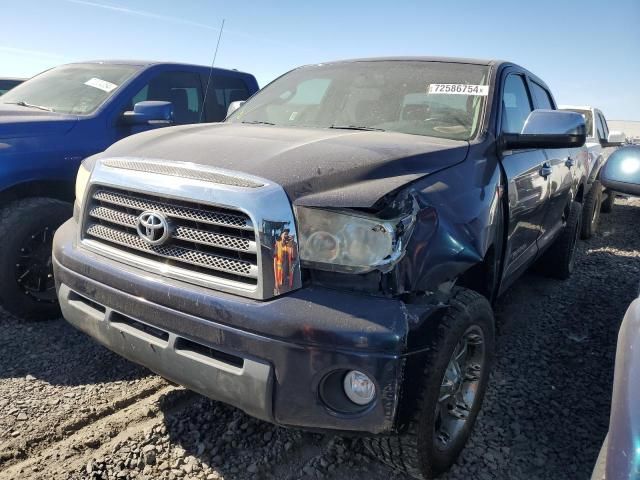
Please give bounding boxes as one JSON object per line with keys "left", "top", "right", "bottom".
{"left": 203, "top": 75, "right": 251, "bottom": 122}
{"left": 598, "top": 113, "right": 609, "bottom": 139}
{"left": 595, "top": 114, "right": 606, "bottom": 141}
{"left": 530, "top": 81, "right": 554, "bottom": 110}
{"left": 127, "top": 71, "right": 204, "bottom": 125}
{"left": 502, "top": 75, "right": 533, "bottom": 134}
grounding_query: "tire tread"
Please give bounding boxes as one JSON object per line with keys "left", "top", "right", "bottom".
{"left": 0, "top": 197, "right": 72, "bottom": 320}
{"left": 363, "top": 288, "right": 494, "bottom": 479}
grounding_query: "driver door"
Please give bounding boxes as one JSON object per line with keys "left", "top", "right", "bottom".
{"left": 500, "top": 73, "right": 550, "bottom": 284}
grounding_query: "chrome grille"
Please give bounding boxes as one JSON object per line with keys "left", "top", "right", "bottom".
{"left": 93, "top": 190, "right": 253, "bottom": 230}
{"left": 88, "top": 206, "right": 256, "bottom": 253}
{"left": 84, "top": 187, "right": 259, "bottom": 284}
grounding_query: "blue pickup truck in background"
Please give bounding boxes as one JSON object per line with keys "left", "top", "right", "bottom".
{"left": 0, "top": 60, "right": 259, "bottom": 319}
{"left": 0, "top": 78, "right": 24, "bottom": 95}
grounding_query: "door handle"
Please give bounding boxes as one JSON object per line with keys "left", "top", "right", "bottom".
{"left": 540, "top": 162, "right": 553, "bottom": 178}
{"left": 565, "top": 157, "right": 576, "bottom": 168}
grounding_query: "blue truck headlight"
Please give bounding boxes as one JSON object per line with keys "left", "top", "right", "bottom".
{"left": 295, "top": 207, "right": 407, "bottom": 273}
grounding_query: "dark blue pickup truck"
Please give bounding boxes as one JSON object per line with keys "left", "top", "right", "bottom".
{"left": 0, "top": 60, "right": 258, "bottom": 319}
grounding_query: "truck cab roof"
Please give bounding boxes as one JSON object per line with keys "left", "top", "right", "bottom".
{"left": 306, "top": 56, "right": 503, "bottom": 66}
{"left": 64, "top": 60, "right": 253, "bottom": 77}
{"left": 559, "top": 105, "right": 601, "bottom": 113}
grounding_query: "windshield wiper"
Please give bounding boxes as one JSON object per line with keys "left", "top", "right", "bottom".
{"left": 329, "top": 124, "right": 385, "bottom": 132}
{"left": 242, "top": 120, "right": 275, "bottom": 126}
{"left": 6, "top": 101, "right": 54, "bottom": 112}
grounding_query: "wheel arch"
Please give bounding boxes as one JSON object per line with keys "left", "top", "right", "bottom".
{"left": 574, "top": 182, "right": 585, "bottom": 203}
{"left": 0, "top": 179, "right": 75, "bottom": 205}
{"left": 457, "top": 192, "right": 508, "bottom": 304}
{"left": 591, "top": 155, "right": 606, "bottom": 183}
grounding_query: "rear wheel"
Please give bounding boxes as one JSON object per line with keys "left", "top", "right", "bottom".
{"left": 601, "top": 189, "right": 616, "bottom": 213}
{"left": 537, "top": 201, "right": 582, "bottom": 280}
{"left": 0, "top": 198, "right": 72, "bottom": 320}
{"left": 364, "top": 288, "right": 495, "bottom": 479}
{"left": 580, "top": 181, "right": 602, "bottom": 239}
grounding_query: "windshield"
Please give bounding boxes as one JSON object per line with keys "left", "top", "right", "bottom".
{"left": 0, "top": 63, "right": 140, "bottom": 114}
{"left": 228, "top": 61, "right": 490, "bottom": 141}
{"left": 561, "top": 108, "right": 593, "bottom": 137}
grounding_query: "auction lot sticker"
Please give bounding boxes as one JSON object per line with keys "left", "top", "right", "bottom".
{"left": 428, "top": 84, "right": 489, "bottom": 95}
{"left": 84, "top": 77, "right": 118, "bottom": 93}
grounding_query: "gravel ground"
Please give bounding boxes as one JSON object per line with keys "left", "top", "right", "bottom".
{"left": 1, "top": 197, "right": 639, "bottom": 480}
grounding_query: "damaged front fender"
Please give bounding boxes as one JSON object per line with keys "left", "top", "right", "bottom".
{"left": 386, "top": 152, "right": 504, "bottom": 297}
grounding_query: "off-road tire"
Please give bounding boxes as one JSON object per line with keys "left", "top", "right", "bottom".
{"left": 0, "top": 197, "right": 72, "bottom": 320}
{"left": 580, "top": 181, "right": 602, "bottom": 239}
{"left": 538, "top": 201, "right": 582, "bottom": 280}
{"left": 601, "top": 189, "right": 615, "bottom": 213}
{"left": 363, "top": 288, "right": 495, "bottom": 479}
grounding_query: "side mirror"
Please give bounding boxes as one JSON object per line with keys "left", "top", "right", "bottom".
{"left": 122, "top": 101, "right": 173, "bottom": 125}
{"left": 601, "top": 130, "right": 626, "bottom": 147}
{"left": 226, "top": 100, "right": 245, "bottom": 118}
{"left": 503, "top": 110, "right": 586, "bottom": 150}
{"left": 600, "top": 146, "right": 640, "bottom": 196}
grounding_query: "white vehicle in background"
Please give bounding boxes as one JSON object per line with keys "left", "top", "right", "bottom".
{"left": 559, "top": 105, "right": 625, "bottom": 238}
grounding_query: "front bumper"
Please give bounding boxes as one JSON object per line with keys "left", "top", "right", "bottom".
{"left": 54, "top": 219, "right": 434, "bottom": 434}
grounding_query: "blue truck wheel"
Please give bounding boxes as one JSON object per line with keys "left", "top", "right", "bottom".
{"left": 0, "top": 197, "right": 72, "bottom": 320}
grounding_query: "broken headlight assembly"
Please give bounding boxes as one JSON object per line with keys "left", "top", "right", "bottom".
{"left": 295, "top": 206, "right": 415, "bottom": 274}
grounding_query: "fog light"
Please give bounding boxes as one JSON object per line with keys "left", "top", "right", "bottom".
{"left": 343, "top": 370, "right": 376, "bottom": 406}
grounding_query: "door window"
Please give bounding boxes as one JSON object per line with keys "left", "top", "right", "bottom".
{"left": 127, "top": 71, "right": 204, "bottom": 125}
{"left": 502, "top": 75, "right": 533, "bottom": 134}
{"left": 203, "top": 75, "right": 251, "bottom": 121}
{"left": 598, "top": 112, "right": 609, "bottom": 139}
{"left": 530, "top": 81, "right": 555, "bottom": 110}
{"left": 595, "top": 113, "right": 606, "bottom": 141}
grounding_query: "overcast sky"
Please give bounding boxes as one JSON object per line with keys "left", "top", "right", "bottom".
{"left": 2, "top": 0, "right": 639, "bottom": 120}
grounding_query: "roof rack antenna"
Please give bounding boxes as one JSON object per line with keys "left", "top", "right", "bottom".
{"left": 200, "top": 18, "right": 225, "bottom": 123}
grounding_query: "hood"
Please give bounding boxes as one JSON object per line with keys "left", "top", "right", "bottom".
{"left": 0, "top": 104, "right": 78, "bottom": 139}
{"left": 101, "top": 123, "right": 469, "bottom": 208}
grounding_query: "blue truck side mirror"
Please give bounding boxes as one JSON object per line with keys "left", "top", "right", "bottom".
{"left": 122, "top": 101, "right": 174, "bottom": 125}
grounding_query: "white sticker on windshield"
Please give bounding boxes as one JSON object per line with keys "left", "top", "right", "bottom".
{"left": 84, "top": 77, "right": 118, "bottom": 93}
{"left": 428, "top": 84, "right": 489, "bottom": 96}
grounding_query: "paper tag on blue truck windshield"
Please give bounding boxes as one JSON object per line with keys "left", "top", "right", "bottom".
{"left": 84, "top": 77, "right": 118, "bottom": 93}
{"left": 428, "top": 84, "right": 489, "bottom": 95}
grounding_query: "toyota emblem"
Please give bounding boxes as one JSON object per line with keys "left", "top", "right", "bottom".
{"left": 136, "top": 211, "right": 170, "bottom": 245}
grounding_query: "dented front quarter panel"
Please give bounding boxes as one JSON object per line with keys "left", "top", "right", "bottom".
{"left": 391, "top": 142, "right": 503, "bottom": 299}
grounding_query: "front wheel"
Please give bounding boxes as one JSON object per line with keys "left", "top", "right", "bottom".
{"left": 0, "top": 198, "right": 72, "bottom": 320}
{"left": 364, "top": 288, "right": 495, "bottom": 479}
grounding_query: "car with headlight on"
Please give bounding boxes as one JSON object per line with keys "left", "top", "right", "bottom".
{"left": 591, "top": 146, "right": 640, "bottom": 480}
{"left": 54, "top": 57, "right": 587, "bottom": 479}
{"left": 0, "top": 60, "right": 258, "bottom": 320}
{"left": 559, "top": 105, "right": 625, "bottom": 237}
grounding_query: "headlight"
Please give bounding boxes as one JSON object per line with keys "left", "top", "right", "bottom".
{"left": 75, "top": 160, "right": 93, "bottom": 207}
{"left": 296, "top": 207, "right": 408, "bottom": 273}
